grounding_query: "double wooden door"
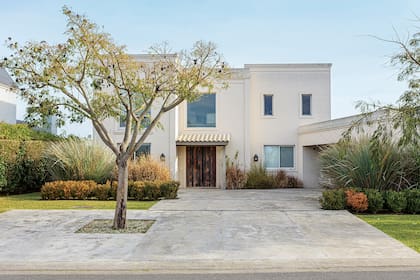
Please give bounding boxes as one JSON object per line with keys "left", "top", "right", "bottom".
{"left": 186, "top": 146, "right": 216, "bottom": 187}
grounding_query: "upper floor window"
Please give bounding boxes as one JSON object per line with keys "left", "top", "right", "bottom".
{"left": 264, "top": 145, "right": 294, "bottom": 168}
{"left": 187, "top": 94, "right": 216, "bottom": 128}
{"left": 120, "top": 109, "right": 151, "bottom": 128}
{"left": 264, "top": 95, "right": 273, "bottom": 116}
{"left": 301, "top": 94, "right": 312, "bottom": 116}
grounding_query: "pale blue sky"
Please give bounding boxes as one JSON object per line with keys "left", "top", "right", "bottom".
{"left": 1, "top": 0, "right": 418, "bottom": 137}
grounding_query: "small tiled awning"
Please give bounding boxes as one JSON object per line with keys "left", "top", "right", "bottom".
{"left": 176, "top": 133, "right": 230, "bottom": 146}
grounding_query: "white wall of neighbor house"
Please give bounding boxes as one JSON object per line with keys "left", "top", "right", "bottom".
{"left": 247, "top": 64, "right": 331, "bottom": 179}
{"left": 0, "top": 84, "right": 16, "bottom": 124}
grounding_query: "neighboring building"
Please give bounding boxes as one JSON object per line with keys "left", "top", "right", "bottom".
{"left": 94, "top": 58, "right": 356, "bottom": 188}
{"left": 0, "top": 68, "right": 16, "bottom": 124}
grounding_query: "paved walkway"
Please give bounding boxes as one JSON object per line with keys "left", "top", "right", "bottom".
{"left": 0, "top": 188, "right": 419, "bottom": 273}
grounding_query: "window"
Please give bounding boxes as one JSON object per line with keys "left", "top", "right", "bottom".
{"left": 187, "top": 94, "right": 216, "bottom": 127}
{"left": 264, "top": 145, "right": 294, "bottom": 168}
{"left": 264, "top": 95, "right": 273, "bottom": 116}
{"left": 134, "top": 143, "right": 151, "bottom": 159}
{"left": 301, "top": 94, "right": 312, "bottom": 116}
{"left": 120, "top": 109, "right": 151, "bottom": 128}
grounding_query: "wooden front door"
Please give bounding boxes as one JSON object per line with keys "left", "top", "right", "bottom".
{"left": 186, "top": 146, "right": 216, "bottom": 187}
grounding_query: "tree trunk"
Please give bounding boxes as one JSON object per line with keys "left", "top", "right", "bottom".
{"left": 113, "top": 159, "right": 129, "bottom": 229}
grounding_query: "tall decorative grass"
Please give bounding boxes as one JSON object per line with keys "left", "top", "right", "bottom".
{"left": 44, "top": 139, "right": 115, "bottom": 183}
{"left": 319, "top": 138, "right": 418, "bottom": 191}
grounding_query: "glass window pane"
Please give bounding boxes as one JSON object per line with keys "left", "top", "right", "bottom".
{"left": 302, "top": 94, "right": 311, "bottom": 115}
{"left": 280, "top": 146, "right": 294, "bottom": 167}
{"left": 187, "top": 94, "right": 216, "bottom": 127}
{"left": 264, "top": 146, "right": 280, "bottom": 168}
{"left": 264, "top": 95, "right": 273, "bottom": 115}
{"left": 135, "top": 143, "right": 151, "bottom": 159}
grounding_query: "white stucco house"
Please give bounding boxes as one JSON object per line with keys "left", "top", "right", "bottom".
{"left": 94, "top": 58, "right": 358, "bottom": 188}
{"left": 0, "top": 68, "right": 16, "bottom": 124}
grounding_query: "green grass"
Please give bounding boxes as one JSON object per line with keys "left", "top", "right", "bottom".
{"left": 0, "top": 192, "right": 156, "bottom": 212}
{"left": 358, "top": 214, "right": 420, "bottom": 253}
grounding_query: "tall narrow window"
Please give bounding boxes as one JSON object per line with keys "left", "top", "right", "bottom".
{"left": 302, "top": 94, "right": 312, "bottom": 116}
{"left": 264, "top": 95, "right": 273, "bottom": 116}
{"left": 187, "top": 94, "right": 216, "bottom": 127}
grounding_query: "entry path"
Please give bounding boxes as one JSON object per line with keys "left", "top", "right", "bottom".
{"left": 0, "top": 188, "right": 418, "bottom": 273}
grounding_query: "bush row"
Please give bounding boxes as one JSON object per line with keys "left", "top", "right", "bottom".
{"left": 41, "top": 180, "right": 180, "bottom": 201}
{"left": 320, "top": 188, "right": 420, "bottom": 214}
{"left": 244, "top": 165, "right": 303, "bottom": 189}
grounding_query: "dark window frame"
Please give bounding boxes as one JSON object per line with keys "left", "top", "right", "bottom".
{"left": 263, "top": 94, "right": 273, "bottom": 116}
{"left": 301, "top": 94, "right": 312, "bottom": 116}
{"left": 187, "top": 94, "right": 216, "bottom": 128}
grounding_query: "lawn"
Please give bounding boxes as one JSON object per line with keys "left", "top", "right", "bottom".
{"left": 0, "top": 192, "right": 156, "bottom": 212}
{"left": 358, "top": 214, "right": 420, "bottom": 253}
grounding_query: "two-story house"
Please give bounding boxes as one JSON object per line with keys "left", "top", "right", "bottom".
{"left": 95, "top": 57, "right": 344, "bottom": 188}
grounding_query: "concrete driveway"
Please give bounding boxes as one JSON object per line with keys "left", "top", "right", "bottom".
{"left": 0, "top": 188, "right": 419, "bottom": 273}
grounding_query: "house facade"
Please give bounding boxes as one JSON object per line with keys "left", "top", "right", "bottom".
{"left": 94, "top": 59, "right": 343, "bottom": 188}
{"left": 0, "top": 68, "right": 16, "bottom": 124}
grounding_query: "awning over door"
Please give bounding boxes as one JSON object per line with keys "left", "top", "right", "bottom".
{"left": 176, "top": 133, "right": 230, "bottom": 146}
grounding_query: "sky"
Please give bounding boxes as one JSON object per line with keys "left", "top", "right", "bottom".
{"left": 0, "top": 0, "right": 419, "bottom": 137}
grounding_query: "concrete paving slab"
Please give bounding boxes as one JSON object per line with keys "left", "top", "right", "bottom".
{"left": 0, "top": 189, "right": 418, "bottom": 273}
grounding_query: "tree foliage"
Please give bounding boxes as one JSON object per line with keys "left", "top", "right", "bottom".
{"left": 344, "top": 23, "right": 419, "bottom": 147}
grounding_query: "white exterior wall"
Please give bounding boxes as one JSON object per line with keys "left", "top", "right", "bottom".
{"left": 0, "top": 84, "right": 16, "bottom": 124}
{"left": 247, "top": 64, "right": 331, "bottom": 178}
{"left": 93, "top": 100, "right": 176, "bottom": 178}
{"left": 96, "top": 62, "right": 336, "bottom": 188}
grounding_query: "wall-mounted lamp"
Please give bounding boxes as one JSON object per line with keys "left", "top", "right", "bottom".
{"left": 160, "top": 153, "right": 166, "bottom": 162}
{"left": 253, "top": 154, "right": 259, "bottom": 162}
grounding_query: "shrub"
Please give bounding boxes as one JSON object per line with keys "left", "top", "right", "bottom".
{"left": 273, "top": 170, "right": 288, "bottom": 188}
{"left": 41, "top": 180, "right": 97, "bottom": 200}
{"left": 320, "top": 138, "right": 414, "bottom": 191}
{"left": 128, "top": 181, "right": 145, "bottom": 200}
{"left": 405, "top": 189, "right": 420, "bottom": 214}
{"left": 320, "top": 189, "right": 346, "bottom": 210}
{"left": 0, "top": 158, "right": 7, "bottom": 190}
{"left": 345, "top": 189, "right": 368, "bottom": 213}
{"left": 92, "top": 182, "right": 112, "bottom": 200}
{"left": 44, "top": 139, "right": 115, "bottom": 183}
{"left": 226, "top": 152, "right": 247, "bottom": 189}
{"left": 126, "top": 156, "right": 171, "bottom": 182}
{"left": 286, "top": 175, "right": 303, "bottom": 188}
{"left": 384, "top": 191, "right": 407, "bottom": 213}
{"left": 159, "top": 181, "right": 180, "bottom": 199}
{"left": 41, "top": 180, "right": 179, "bottom": 201}
{"left": 0, "top": 122, "right": 60, "bottom": 141}
{"left": 245, "top": 164, "right": 275, "bottom": 188}
{"left": 143, "top": 181, "right": 161, "bottom": 200}
{"left": 0, "top": 140, "right": 50, "bottom": 194}
{"left": 363, "top": 189, "right": 384, "bottom": 214}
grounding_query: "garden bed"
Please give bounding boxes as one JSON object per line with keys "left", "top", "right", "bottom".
{"left": 76, "top": 219, "right": 155, "bottom": 234}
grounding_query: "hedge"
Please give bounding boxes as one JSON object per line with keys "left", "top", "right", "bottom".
{"left": 0, "top": 140, "right": 51, "bottom": 194}
{"left": 41, "top": 180, "right": 180, "bottom": 201}
{"left": 320, "top": 188, "right": 420, "bottom": 214}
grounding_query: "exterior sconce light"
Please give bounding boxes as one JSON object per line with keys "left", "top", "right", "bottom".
{"left": 160, "top": 153, "right": 166, "bottom": 162}
{"left": 253, "top": 154, "right": 259, "bottom": 162}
